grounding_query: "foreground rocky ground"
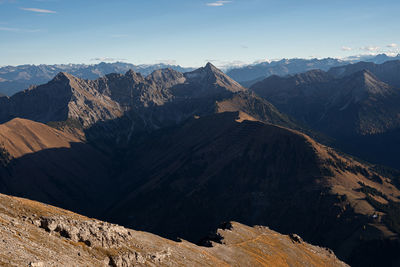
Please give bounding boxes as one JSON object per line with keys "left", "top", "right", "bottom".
{"left": 0, "top": 193, "right": 347, "bottom": 267}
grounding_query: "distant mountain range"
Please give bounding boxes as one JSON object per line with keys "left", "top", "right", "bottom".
{"left": 226, "top": 54, "right": 400, "bottom": 87}
{"left": 0, "top": 62, "right": 194, "bottom": 96}
{"left": 2, "top": 54, "right": 400, "bottom": 97}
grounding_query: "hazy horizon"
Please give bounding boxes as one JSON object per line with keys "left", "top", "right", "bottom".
{"left": 0, "top": 52, "right": 399, "bottom": 69}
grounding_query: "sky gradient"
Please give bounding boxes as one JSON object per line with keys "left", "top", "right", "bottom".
{"left": 0, "top": 0, "right": 399, "bottom": 67}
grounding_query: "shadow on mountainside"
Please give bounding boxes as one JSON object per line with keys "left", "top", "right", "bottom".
{"left": 0, "top": 142, "right": 115, "bottom": 217}
{"left": 1, "top": 112, "right": 400, "bottom": 267}
{"left": 96, "top": 112, "right": 400, "bottom": 267}
{"left": 337, "top": 128, "right": 400, "bottom": 171}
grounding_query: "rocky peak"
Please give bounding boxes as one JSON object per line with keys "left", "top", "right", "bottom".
{"left": 185, "top": 62, "right": 222, "bottom": 79}
{"left": 184, "top": 63, "right": 246, "bottom": 93}
{"left": 52, "top": 72, "right": 75, "bottom": 82}
{"left": 147, "top": 68, "right": 184, "bottom": 82}
{"left": 291, "top": 69, "right": 333, "bottom": 84}
{"left": 146, "top": 68, "right": 185, "bottom": 89}
{"left": 124, "top": 69, "right": 144, "bottom": 82}
{"left": 354, "top": 69, "right": 376, "bottom": 79}
{"left": 204, "top": 62, "right": 220, "bottom": 73}
{"left": 343, "top": 69, "right": 393, "bottom": 96}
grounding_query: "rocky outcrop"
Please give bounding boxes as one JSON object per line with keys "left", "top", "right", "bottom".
{"left": 0, "top": 193, "right": 348, "bottom": 267}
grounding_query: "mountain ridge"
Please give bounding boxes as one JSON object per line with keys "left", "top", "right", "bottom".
{"left": 0, "top": 64, "right": 296, "bottom": 145}
{"left": 226, "top": 55, "right": 400, "bottom": 86}
{"left": 0, "top": 62, "right": 195, "bottom": 96}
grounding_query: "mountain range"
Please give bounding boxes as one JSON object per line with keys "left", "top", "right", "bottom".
{"left": 0, "top": 63, "right": 295, "bottom": 142}
{"left": 226, "top": 54, "right": 400, "bottom": 87}
{"left": 0, "top": 62, "right": 194, "bottom": 97}
{"left": 1, "top": 62, "right": 400, "bottom": 266}
{"left": 2, "top": 54, "right": 399, "bottom": 98}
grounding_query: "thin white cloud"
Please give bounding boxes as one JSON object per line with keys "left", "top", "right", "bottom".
{"left": 387, "top": 43, "right": 398, "bottom": 48}
{"left": 206, "top": 1, "right": 232, "bottom": 7}
{"left": 0, "top": 26, "right": 18, "bottom": 32}
{"left": 341, "top": 46, "right": 352, "bottom": 51}
{"left": 20, "top": 7, "right": 56, "bottom": 13}
{"left": 360, "top": 46, "right": 380, "bottom": 52}
{"left": 155, "top": 60, "right": 177, "bottom": 65}
{"left": 90, "top": 57, "right": 126, "bottom": 62}
{"left": 0, "top": 26, "right": 41, "bottom": 32}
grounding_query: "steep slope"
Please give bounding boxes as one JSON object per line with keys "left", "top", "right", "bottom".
{"left": 328, "top": 60, "right": 400, "bottom": 87}
{"left": 0, "top": 72, "right": 123, "bottom": 127}
{"left": 0, "top": 117, "right": 81, "bottom": 157}
{"left": 181, "top": 63, "right": 245, "bottom": 96}
{"left": 0, "top": 193, "right": 347, "bottom": 267}
{"left": 107, "top": 112, "right": 400, "bottom": 267}
{"left": 0, "top": 118, "right": 112, "bottom": 216}
{"left": 251, "top": 70, "right": 335, "bottom": 128}
{"left": 216, "top": 92, "right": 297, "bottom": 129}
{"left": 319, "top": 70, "right": 400, "bottom": 136}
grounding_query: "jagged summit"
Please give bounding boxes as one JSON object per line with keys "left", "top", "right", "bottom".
{"left": 52, "top": 71, "right": 76, "bottom": 82}
{"left": 290, "top": 69, "right": 333, "bottom": 83}
{"left": 341, "top": 69, "right": 394, "bottom": 97}
{"left": 349, "top": 68, "right": 378, "bottom": 81}
{"left": 194, "top": 62, "right": 225, "bottom": 77}
{"left": 124, "top": 69, "right": 144, "bottom": 81}
{"left": 147, "top": 68, "right": 184, "bottom": 80}
{"left": 204, "top": 62, "right": 220, "bottom": 72}
{"left": 252, "top": 69, "right": 332, "bottom": 93}
{"left": 184, "top": 63, "right": 246, "bottom": 93}
{"left": 328, "top": 60, "right": 400, "bottom": 87}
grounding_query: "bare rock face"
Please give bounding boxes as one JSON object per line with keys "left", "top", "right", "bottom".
{"left": 0, "top": 72, "right": 123, "bottom": 128}
{"left": 37, "top": 216, "right": 132, "bottom": 248}
{"left": 0, "top": 193, "right": 348, "bottom": 267}
{"left": 0, "top": 64, "right": 248, "bottom": 132}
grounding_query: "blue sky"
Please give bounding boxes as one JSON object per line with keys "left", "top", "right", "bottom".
{"left": 0, "top": 0, "right": 399, "bottom": 67}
